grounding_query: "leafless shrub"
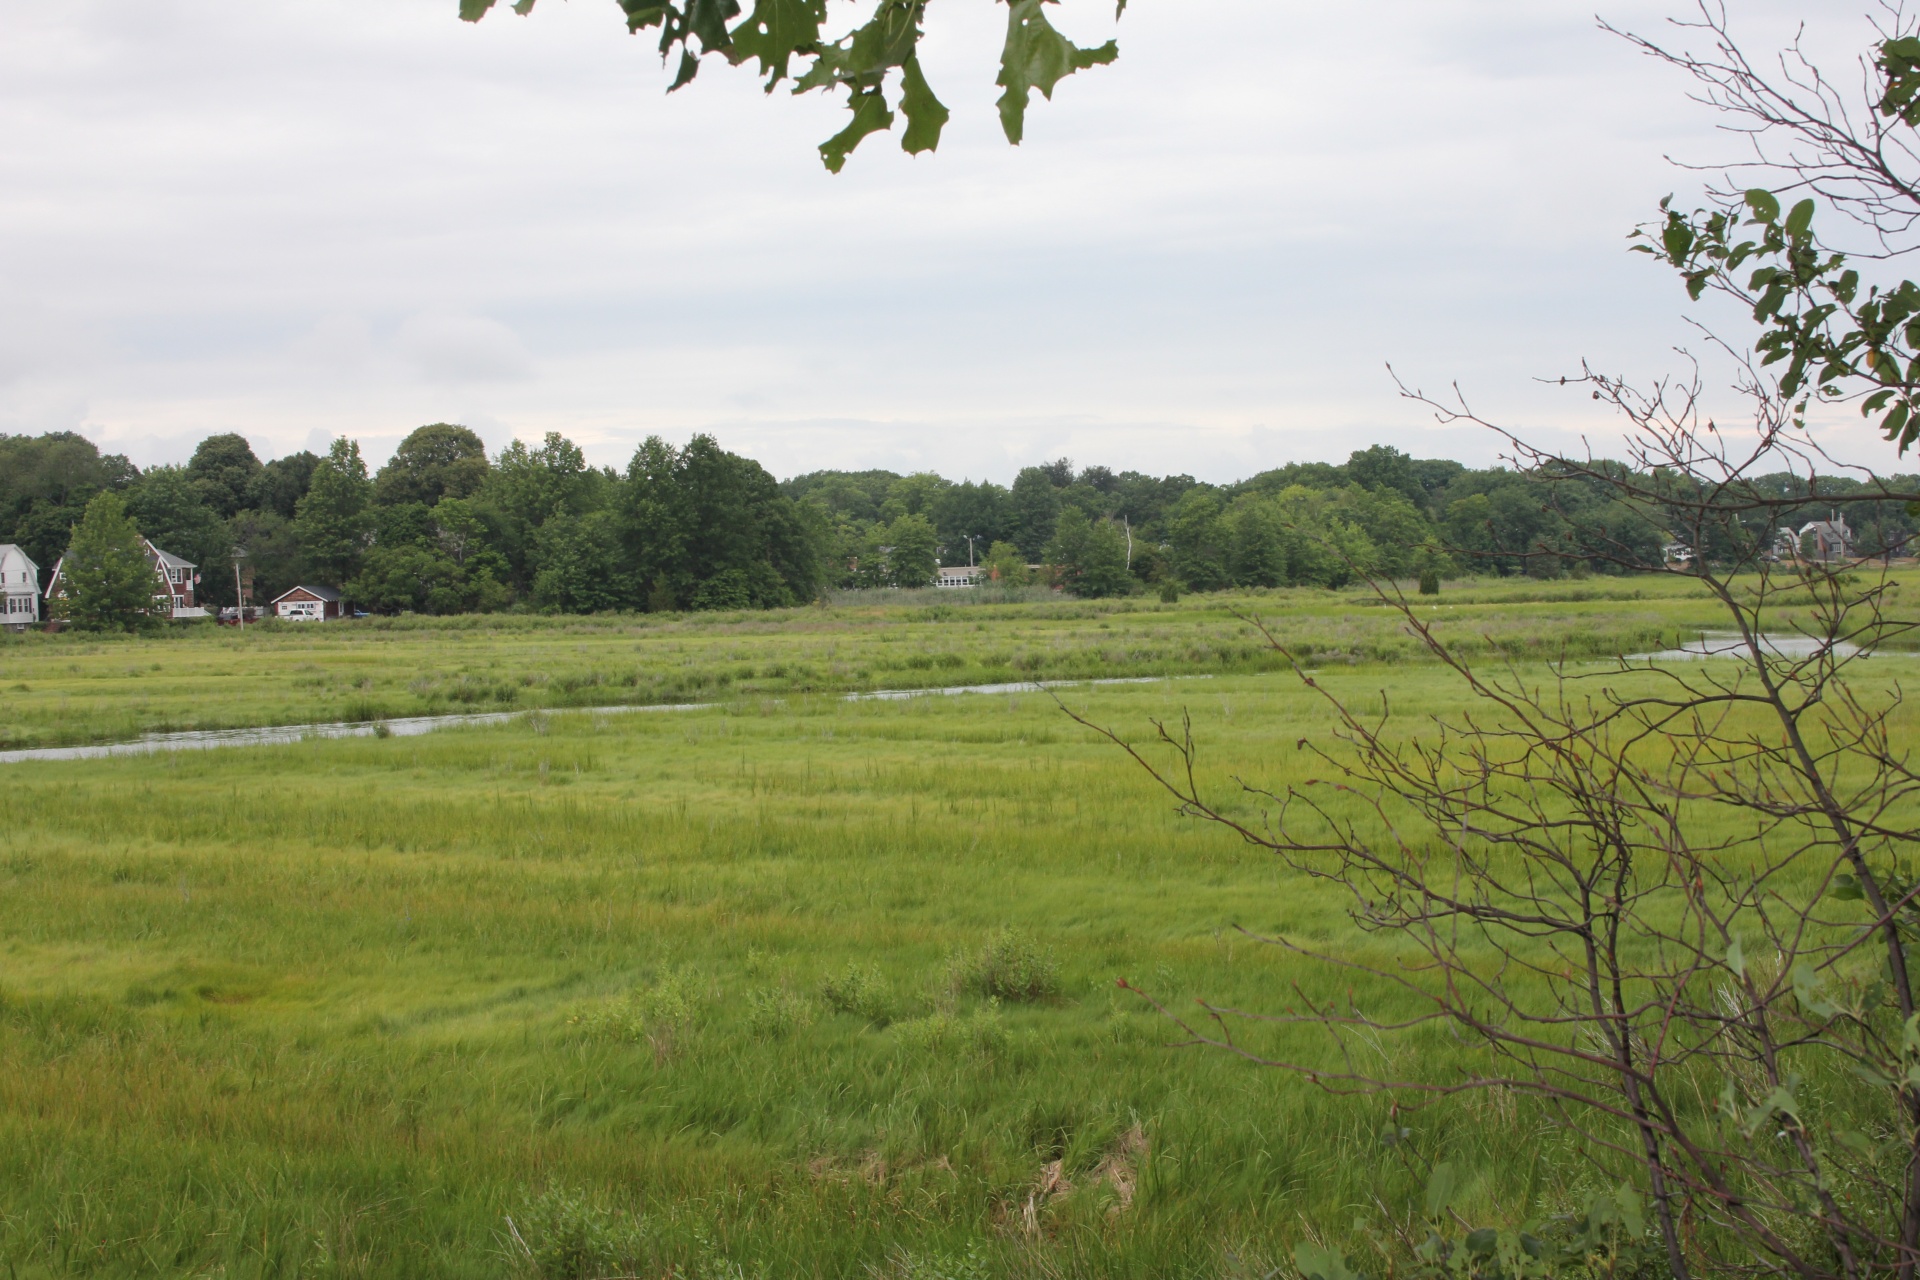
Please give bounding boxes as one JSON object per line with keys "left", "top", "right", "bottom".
{"left": 1068, "top": 367, "right": 1920, "bottom": 1278}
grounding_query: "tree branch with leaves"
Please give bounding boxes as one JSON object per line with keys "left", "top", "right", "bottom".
{"left": 461, "top": 0, "right": 1124, "bottom": 171}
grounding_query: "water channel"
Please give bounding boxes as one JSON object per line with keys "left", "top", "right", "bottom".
{"left": 0, "top": 676, "right": 1184, "bottom": 765}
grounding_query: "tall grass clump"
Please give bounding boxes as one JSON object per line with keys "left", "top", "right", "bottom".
{"left": 743, "top": 985, "right": 816, "bottom": 1037}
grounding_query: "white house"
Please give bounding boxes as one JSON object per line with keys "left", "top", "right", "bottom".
{"left": 46, "top": 538, "right": 204, "bottom": 620}
{"left": 936, "top": 565, "right": 984, "bottom": 588}
{"left": 0, "top": 544, "right": 40, "bottom": 627}
{"left": 270, "top": 584, "right": 342, "bottom": 621}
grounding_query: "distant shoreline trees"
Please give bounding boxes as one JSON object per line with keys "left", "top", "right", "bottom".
{"left": 3, "top": 427, "right": 1914, "bottom": 619}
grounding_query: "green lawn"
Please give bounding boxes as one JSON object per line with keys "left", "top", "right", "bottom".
{"left": 1, "top": 576, "right": 1911, "bottom": 1278}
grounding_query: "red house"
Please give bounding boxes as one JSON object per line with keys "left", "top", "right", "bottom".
{"left": 46, "top": 539, "right": 206, "bottom": 620}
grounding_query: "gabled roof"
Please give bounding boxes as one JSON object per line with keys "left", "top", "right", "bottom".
{"left": 0, "top": 543, "right": 38, "bottom": 574}
{"left": 47, "top": 541, "right": 193, "bottom": 587}
{"left": 149, "top": 544, "right": 196, "bottom": 572}
{"left": 271, "top": 584, "right": 341, "bottom": 604}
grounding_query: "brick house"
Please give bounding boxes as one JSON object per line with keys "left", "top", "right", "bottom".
{"left": 46, "top": 539, "right": 205, "bottom": 620}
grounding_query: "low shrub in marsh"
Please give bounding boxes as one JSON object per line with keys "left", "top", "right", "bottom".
{"left": 509, "top": 1188, "right": 649, "bottom": 1280}
{"left": 894, "top": 999, "right": 1009, "bottom": 1059}
{"left": 819, "top": 962, "right": 891, "bottom": 1022}
{"left": 951, "top": 928, "right": 1060, "bottom": 1002}
{"left": 743, "top": 985, "right": 816, "bottom": 1037}
{"left": 569, "top": 972, "right": 701, "bottom": 1058}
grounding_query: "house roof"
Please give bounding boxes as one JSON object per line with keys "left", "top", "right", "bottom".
{"left": 271, "top": 584, "right": 342, "bottom": 604}
{"left": 149, "top": 544, "right": 196, "bottom": 572}
{"left": 0, "top": 544, "right": 37, "bottom": 574}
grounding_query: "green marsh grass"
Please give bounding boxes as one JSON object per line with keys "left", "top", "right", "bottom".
{"left": 1, "top": 579, "right": 1914, "bottom": 1276}
{"left": 0, "top": 572, "right": 1797, "bottom": 750}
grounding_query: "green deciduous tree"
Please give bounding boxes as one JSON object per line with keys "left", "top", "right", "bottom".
{"left": 1009, "top": 465, "right": 1062, "bottom": 560}
{"left": 981, "top": 539, "right": 1029, "bottom": 586}
{"left": 1333, "top": 483, "right": 1430, "bottom": 580}
{"left": 1044, "top": 507, "right": 1129, "bottom": 597}
{"left": 350, "top": 495, "right": 512, "bottom": 615}
{"left": 461, "top": 0, "right": 1124, "bottom": 173}
{"left": 247, "top": 451, "right": 320, "bottom": 522}
{"left": 929, "top": 480, "right": 1012, "bottom": 563}
{"left": 1164, "top": 488, "right": 1228, "bottom": 591}
{"left": 294, "top": 438, "right": 374, "bottom": 589}
{"left": 480, "top": 432, "right": 599, "bottom": 592}
{"left": 1222, "top": 495, "right": 1285, "bottom": 587}
{"left": 375, "top": 424, "right": 492, "bottom": 508}
{"left": 227, "top": 508, "right": 305, "bottom": 606}
{"left": 185, "top": 434, "right": 263, "bottom": 520}
{"left": 1344, "top": 443, "right": 1427, "bottom": 511}
{"left": 884, "top": 512, "right": 939, "bottom": 587}
{"left": 124, "top": 466, "right": 231, "bottom": 601}
{"left": 532, "top": 510, "right": 630, "bottom": 613}
{"left": 56, "top": 492, "right": 159, "bottom": 632}
{"left": 0, "top": 431, "right": 139, "bottom": 574}
{"left": 624, "top": 434, "right": 823, "bottom": 610}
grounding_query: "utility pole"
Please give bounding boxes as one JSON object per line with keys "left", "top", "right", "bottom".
{"left": 232, "top": 549, "right": 247, "bottom": 631}
{"left": 965, "top": 534, "right": 977, "bottom": 567}
{"left": 1123, "top": 516, "right": 1132, "bottom": 569}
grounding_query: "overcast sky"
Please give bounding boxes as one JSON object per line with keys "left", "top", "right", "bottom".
{"left": 0, "top": 0, "right": 1904, "bottom": 482}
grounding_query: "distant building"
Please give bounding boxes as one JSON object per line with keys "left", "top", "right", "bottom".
{"left": 936, "top": 566, "right": 984, "bottom": 588}
{"left": 0, "top": 544, "right": 40, "bottom": 628}
{"left": 1662, "top": 541, "right": 1694, "bottom": 567}
{"left": 270, "top": 584, "right": 342, "bottom": 621}
{"left": 1797, "top": 514, "right": 1854, "bottom": 564}
{"left": 46, "top": 539, "right": 204, "bottom": 620}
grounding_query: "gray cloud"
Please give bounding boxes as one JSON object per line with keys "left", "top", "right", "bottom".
{"left": 392, "top": 313, "right": 534, "bottom": 384}
{"left": 0, "top": 0, "right": 1906, "bottom": 479}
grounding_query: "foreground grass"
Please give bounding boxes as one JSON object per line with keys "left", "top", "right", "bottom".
{"left": 0, "top": 667, "right": 1678, "bottom": 1279}
{"left": 0, "top": 573, "right": 1795, "bottom": 750}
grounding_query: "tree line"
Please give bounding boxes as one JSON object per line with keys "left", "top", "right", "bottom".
{"left": 1, "top": 426, "right": 1914, "bottom": 621}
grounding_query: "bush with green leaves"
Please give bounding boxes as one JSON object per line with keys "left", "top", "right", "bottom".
{"left": 569, "top": 971, "right": 701, "bottom": 1055}
{"left": 1293, "top": 1161, "right": 1662, "bottom": 1280}
{"left": 818, "top": 961, "right": 891, "bottom": 1022}
{"left": 878, "top": 1241, "right": 997, "bottom": 1280}
{"left": 950, "top": 927, "right": 1059, "bottom": 1003}
{"left": 509, "top": 1188, "right": 650, "bottom": 1280}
